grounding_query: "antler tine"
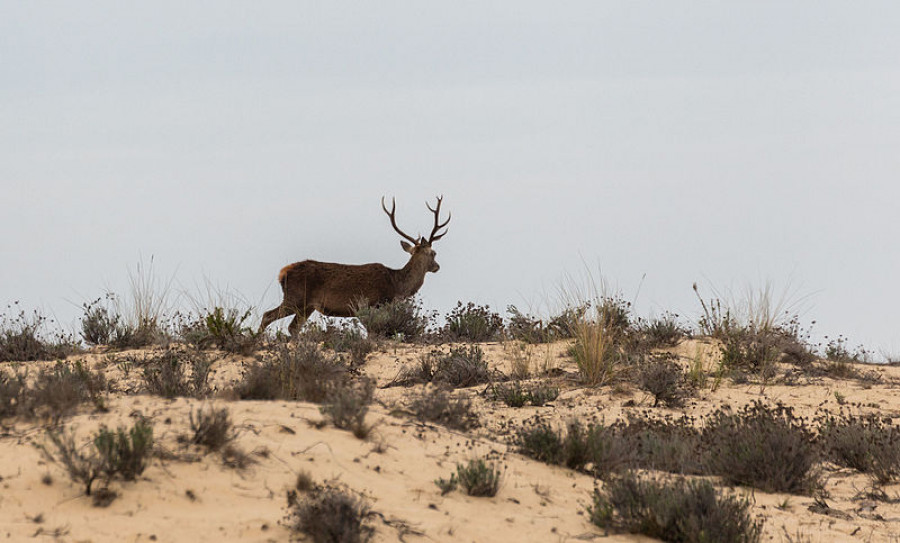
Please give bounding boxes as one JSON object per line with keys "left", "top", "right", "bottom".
{"left": 426, "top": 195, "right": 451, "bottom": 243}
{"left": 381, "top": 196, "right": 419, "bottom": 245}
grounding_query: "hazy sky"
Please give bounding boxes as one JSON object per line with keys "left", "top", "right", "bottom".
{"left": 3, "top": 2, "right": 899, "bottom": 355}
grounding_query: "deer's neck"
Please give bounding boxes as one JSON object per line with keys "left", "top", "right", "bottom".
{"left": 394, "top": 256, "right": 429, "bottom": 298}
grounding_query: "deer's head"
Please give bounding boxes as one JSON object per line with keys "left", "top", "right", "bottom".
{"left": 382, "top": 196, "right": 450, "bottom": 274}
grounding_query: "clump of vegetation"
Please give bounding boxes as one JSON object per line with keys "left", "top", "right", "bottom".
{"left": 320, "top": 380, "right": 374, "bottom": 439}
{"left": 637, "top": 354, "right": 691, "bottom": 408}
{"left": 141, "top": 349, "right": 212, "bottom": 399}
{"left": 189, "top": 407, "right": 236, "bottom": 452}
{"left": 490, "top": 381, "right": 559, "bottom": 408}
{"left": 179, "top": 307, "right": 258, "bottom": 355}
{"left": 408, "top": 388, "right": 479, "bottom": 431}
{"left": 0, "top": 370, "right": 26, "bottom": 418}
{"left": 442, "top": 302, "right": 504, "bottom": 342}
{"left": 354, "top": 296, "right": 430, "bottom": 341}
{"left": 817, "top": 412, "right": 900, "bottom": 484}
{"left": 1, "top": 304, "right": 78, "bottom": 362}
{"left": 288, "top": 487, "right": 374, "bottom": 543}
{"left": 434, "top": 473, "right": 458, "bottom": 495}
{"left": 703, "top": 401, "right": 820, "bottom": 494}
{"left": 616, "top": 414, "right": 705, "bottom": 474}
{"left": 392, "top": 345, "right": 496, "bottom": 388}
{"left": 238, "top": 342, "right": 347, "bottom": 402}
{"left": 571, "top": 296, "right": 636, "bottom": 386}
{"left": 29, "top": 361, "right": 109, "bottom": 418}
{"left": 635, "top": 312, "right": 690, "bottom": 348}
{"left": 320, "top": 322, "right": 375, "bottom": 367}
{"left": 517, "top": 420, "right": 633, "bottom": 478}
{"left": 589, "top": 472, "right": 761, "bottom": 543}
{"left": 41, "top": 418, "right": 154, "bottom": 499}
{"left": 455, "top": 458, "right": 503, "bottom": 497}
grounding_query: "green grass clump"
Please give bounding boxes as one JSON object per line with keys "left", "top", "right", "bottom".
{"left": 455, "top": 458, "right": 503, "bottom": 497}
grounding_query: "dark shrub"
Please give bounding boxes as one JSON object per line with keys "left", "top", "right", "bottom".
{"left": 443, "top": 302, "right": 504, "bottom": 342}
{"left": 238, "top": 342, "right": 347, "bottom": 402}
{"left": 30, "top": 361, "right": 108, "bottom": 418}
{"left": 703, "top": 401, "right": 819, "bottom": 494}
{"left": 289, "top": 487, "right": 373, "bottom": 543}
{"left": 0, "top": 305, "right": 77, "bottom": 362}
{"left": 94, "top": 419, "right": 154, "bottom": 482}
{"left": 320, "top": 380, "right": 374, "bottom": 439}
{"left": 321, "top": 324, "right": 375, "bottom": 367}
{"left": 0, "top": 370, "right": 27, "bottom": 418}
{"left": 491, "top": 381, "right": 559, "bottom": 408}
{"left": 637, "top": 354, "right": 690, "bottom": 408}
{"left": 189, "top": 407, "right": 236, "bottom": 452}
{"left": 590, "top": 472, "right": 761, "bottom": 543}
{"left": 637, "top": 312, "right": 689, "bottom": 348}
{"left": 456, "top": 458, "right": 502, "bottom": 497}
{"left": 354, "top": 297, "right": 430, "bottom": 341}
{"left": 142, "top": 349, "right": 212, "bottom": 399}
{"left": 817, "top": 413, "right": 900, "bottom": 484}
{"left": 409, "top": 389, "right": 479, "bottom": 431}
{"left": 517, "top": 420, "right": 632, "bottom": 478}
{"left": 392, "top": 345, "right": 495, "bottom": 388}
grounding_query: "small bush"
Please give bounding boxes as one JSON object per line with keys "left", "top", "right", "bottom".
{"left": 517, "top": 420, "right": 632, "bottom": 478}
{"left": 393, "top": 345, "right": 496, "bottom": 388}
{"left": 703, "top": 401, "right": 819, "bottom": 494}
{"left": 637, "top": 354, "right": 690, "bottom": 408}
{"left": 142, "top": 349, "right": 212, "bottom": 399}
{"left": 817, "top": 413, "right": 900, "bottom": 484}
{"left": 491, "top": 382, "right": 559, "bottom": 408}
{"left": 238, "top": 342, "right": 347, "bottom": 402}
{"left": 183, "top": 307, "right": 258, "bottom": 354}
{"left": 589, "top": 472, "right": 761, "bottom": 543}
{"left": 354, "top": 296, "right": 430, "bottom": 341}
{"left": 41, "top": 419, "right": 154, "bottom": 497}
{"left": 409, "top": 389, "right": 479, "bottom": 431}
{"left": 443, "top": 302, "right": 504, "bottom": 342}
{"left": 189, "top": 407, "right": 236, "bottom": 452}
{"left": 289, "top": 487, "right": 374, "bottom": 543}
{"left": 637, "top": 312, "right": 689, "bottom": 348}
{"left": 320, "top": 381, "right": 374, "bottom": 439}
{"left": 321, "top": 323, "right": 375, "bottom": 367}
{"left": 0, "top": 305, "right": 77, "bottom": 362}
{"left": 616, "top": 414, "right": 704, "bottom": 475}
{"left": 29, "top": 361, "right": 108, "bottom": 418}
{"left": 94, "top": 419, "right": 154, "bottom": 482}
{"left": 456, "top": 458, "right": 502, "bottom": 497}
{"left": 434, "top": 473, "right": 458, "bottom": 495}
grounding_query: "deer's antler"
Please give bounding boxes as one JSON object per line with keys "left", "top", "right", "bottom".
{"left": 381, "top": 197, "right": 419, "bottom": 245}
{"left": 426, "top": 196, "right": 450, "bottom": 243}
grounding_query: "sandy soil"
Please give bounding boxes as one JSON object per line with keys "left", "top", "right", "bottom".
{"left": 2, "top": 339, "right": 900, "bottom": 542}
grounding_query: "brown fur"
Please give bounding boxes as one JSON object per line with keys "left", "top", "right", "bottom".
{"left": 259, "top": 197, "right": 449, "bottom": 337}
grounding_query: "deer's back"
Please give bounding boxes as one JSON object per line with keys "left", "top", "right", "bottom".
{"left": 278, "top": 260, "right": 397, "bottom": 316}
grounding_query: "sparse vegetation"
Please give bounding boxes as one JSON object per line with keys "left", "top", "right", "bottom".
{"left": 392, "top": 345, "right": 496, "bottom": 388}
{"left": 703, "top": 401, "right": 820, "bottom": 494}
{"left": 455, "top": 458, "right": 503, "bottom": 497}
{"left": 189, "top": 407, "right": 236, "bottom": 452}
{"left": 0, "top": 304, "right": 78, "bottom": 362}
{"left": 141, "top": 349, "right": 212, "bottom": 399}
{"left": 408, "top": 388, "right": 479, "bottom": 431}
{"left": 289, "top": 487, "right": 374, "bottom": 543}
{"left": 443, "top": 301, "right": 504, "bottom": 342}
{"left": 238, "top": 342, "right": 347, "bottom": 402}
{"left": 320, "top": 380, "right": 374, "bottom": 439}
{"left": 320, "top": 322, "right": 375, "bottom": 367}
{"left": 589, "top": 472, "right": 761, "bottom": 543}
{"left": 354, "top": 296, "right": 430, "bottom": 341}
{"left": 817, "top": 412, "right": 900, "bottom": 484}
{"left": 491, "top": 381, "right": 559, "bottom": 408}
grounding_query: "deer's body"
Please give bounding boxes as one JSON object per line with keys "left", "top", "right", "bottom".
{"left": 259, "top": 197, "right": 449, "bottom": 336}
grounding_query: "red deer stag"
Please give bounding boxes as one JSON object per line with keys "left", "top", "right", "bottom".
{"left": 258, "top": 196, "right": 450, "bottom": 336}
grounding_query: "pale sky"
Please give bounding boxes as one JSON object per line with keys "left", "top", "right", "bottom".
{"left": 3, "top": 2, "right": 899, "bottom": 355}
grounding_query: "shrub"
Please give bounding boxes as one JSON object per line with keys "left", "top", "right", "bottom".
{"left": 354, "top": 296, "right": 430, "bottom": 341}
{"left": 321, "top": 323, "right": 375, "bottom": 367}
{"left": 817, "top": 413, "right": 900, "bottom": 484}
{"left": 238, "top": 342, "right": 347, "bottom": 402}
{"left": 189, "top": 407, "right": 236, "bottom": 452}
{"left": 407, "top": 345, "right": 495, "bottom": 388}
{"left": 443, "top": 302, "right": 504, "bottom": 342}
{"left": 289, "top": 487, "right": 374, "bottom": 543}
{"left": 703, "top": 401, "right": 819, "bottom": 494}
{"left": 616, "top": 414, "right": 704, "bottom": 475}
{"left": 0, "top": 305, "right": 77, "bottom": 362}
{"left": 491, "top": 381, "right": 559, "bottom": 408}
{"left": 320, "top": 380, "right": 374, "bottom": 439}
{"left": 637, "top": 312, "right": 689, "bottom": 348}
{"left": 589, "top": 472, "right": 761, "bottom": 543}
{"left": 456, "top": 458, "right": 502, "bottom": 497}
{"left": 186, "top": 307, "right": 258, "bottom": 354}
{"left": 41, "top": 419, "right": 154, "bottom": 497}
{"left": 517, "top": 420, "right": 632, "bottom": 478}
{"left": 506, "top": 306, "right": 550, "bottom": 343}
{"left": 637, "top": 354, "right": 690, "bottom": 408}
{"left": 141, "top": 349, "right": 212, "bottom": 399}
{"left": 408, "top": 389, "right": 479, "bottom": 431}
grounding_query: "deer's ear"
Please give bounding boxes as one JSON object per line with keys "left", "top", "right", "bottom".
{"left": 400, "top": 240, "right": 414, "bottom": 253}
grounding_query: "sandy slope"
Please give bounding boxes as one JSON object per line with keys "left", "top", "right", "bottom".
{"left": 2, "top": 340, "right": 900, "bottom": 542}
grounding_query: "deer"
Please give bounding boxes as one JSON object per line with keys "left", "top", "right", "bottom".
{"left": 258, "top": 196, "right": 450, "bottom": 337}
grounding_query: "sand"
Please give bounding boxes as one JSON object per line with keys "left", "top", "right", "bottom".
{"left": 2, "top": 339, "right": 900, "bottom": 542}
